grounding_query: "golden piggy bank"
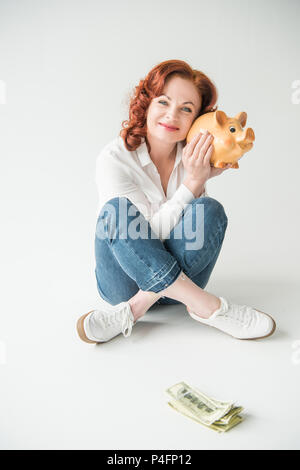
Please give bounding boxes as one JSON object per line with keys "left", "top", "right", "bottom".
{"left": 186, "top": 110, "right": 255, "bottom": 168}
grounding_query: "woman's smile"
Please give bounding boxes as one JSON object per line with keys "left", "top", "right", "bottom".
{"left": 158, "top": 122, "right": 179, "bottom": 131}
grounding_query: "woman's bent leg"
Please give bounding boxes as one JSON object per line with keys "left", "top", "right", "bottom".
{"left": 156, "top": 197, "right": 228, "bottom": 305}
{"left": 95, "top": 197, "right": 182, "bottom": 305}
{"left": 95, "top": 232, "right": 140, "bottom": 304}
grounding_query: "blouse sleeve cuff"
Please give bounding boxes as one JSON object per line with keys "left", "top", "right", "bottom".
{"left": 173, "top": 183, "right": 195, "bottom": 205}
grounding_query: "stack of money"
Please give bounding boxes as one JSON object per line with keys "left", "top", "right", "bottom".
{"left": 166, "top": 382, "right": 244, "bottom": 433}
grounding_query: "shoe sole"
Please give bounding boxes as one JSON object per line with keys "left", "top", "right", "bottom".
{"left": 187, "top": 307, "right": 277, "bottom": 340}
{"left": 76, "top": 311, "right": 99, "bottom": 344}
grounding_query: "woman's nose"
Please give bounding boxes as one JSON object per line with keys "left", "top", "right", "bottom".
{"left": 165, "top": 107, "right": 178, "bottom": 119}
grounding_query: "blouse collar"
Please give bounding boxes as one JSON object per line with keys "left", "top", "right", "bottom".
{"left": 136, "top": 137, "right": 183, "bottom": 170}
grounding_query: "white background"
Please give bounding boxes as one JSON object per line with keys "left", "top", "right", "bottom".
{"left": 0, "top": 0, "right": 299, "bottom": 450}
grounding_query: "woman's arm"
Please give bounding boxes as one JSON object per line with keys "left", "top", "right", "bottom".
{"left": 96, "top": 153, "right": 198, "bottom": 242}
{"left": 183, "top": 178, "right": 207, "bottom": 198}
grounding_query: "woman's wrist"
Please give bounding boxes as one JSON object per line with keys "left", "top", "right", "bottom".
{"left": 183, "top": 177, "right": 206, "bottom": 198}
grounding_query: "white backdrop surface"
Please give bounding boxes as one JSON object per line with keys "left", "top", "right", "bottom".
{"left": 0, "top": 0, "right": 299, "bottom": 450}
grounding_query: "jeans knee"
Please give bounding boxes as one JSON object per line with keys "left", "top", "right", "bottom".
{"left": 193, "top": 196, "right": 228, "bottom": 229}
{"left": 96, "top": 197, "right": 146, "bottom": 241}
{"left": 102, "top": 197, "right": 132, "bottom": 212}
{"left": 96, "top": 198, "right": 129, "bottom": 240}
{"left": 98, "top": 197, "right": 134, "bottom": 223}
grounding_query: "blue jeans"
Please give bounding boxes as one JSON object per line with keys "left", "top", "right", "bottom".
{"left": 94, "top": 196, "right": 228, "bottom": 307}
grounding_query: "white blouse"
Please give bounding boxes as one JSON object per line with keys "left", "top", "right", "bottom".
{"left": 95, "top": 136, "right": 207, "bottom": 242}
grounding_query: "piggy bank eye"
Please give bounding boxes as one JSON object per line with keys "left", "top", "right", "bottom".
{"left": 229, "top": 127, "right": 236, "bottom": 133}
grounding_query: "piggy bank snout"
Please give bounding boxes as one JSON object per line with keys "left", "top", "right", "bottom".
{"left": 236, "top": 127, "right": 255, "bottom": 144}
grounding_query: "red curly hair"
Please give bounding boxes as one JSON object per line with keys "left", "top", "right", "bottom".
{"left": 120, "top": 59, "right": 218, "bottom": 153}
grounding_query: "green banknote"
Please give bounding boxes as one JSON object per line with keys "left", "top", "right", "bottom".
{"left": 166, "top": 382, "right": 244, "bottom": 433}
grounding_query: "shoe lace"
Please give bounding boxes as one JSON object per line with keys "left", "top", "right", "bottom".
{"left": 94, "top": 304, "right": 134, "bottom": 337}
{"left": 219, "top": 302, "right": 256, "bottom": 329}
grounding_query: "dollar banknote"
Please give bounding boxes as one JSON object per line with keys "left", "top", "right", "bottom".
{"left": 166, "top": 382, "right": 244, "bottom": 433}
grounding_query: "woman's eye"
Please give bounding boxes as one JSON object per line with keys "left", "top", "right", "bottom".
{"left": 158, "top": 100, "right": 192, "bottom": 112}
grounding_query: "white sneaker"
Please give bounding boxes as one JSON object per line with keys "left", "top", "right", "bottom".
{"left": 187, "top": 297, "right": 276, "bottom": 340}
{"left": 76, "top": 301, "right": 135, "bottom": 344}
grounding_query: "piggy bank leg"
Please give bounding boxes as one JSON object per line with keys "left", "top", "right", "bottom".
{"left": 214, "top": 161, "right": 228, "bottom": 168}
{"left": 215, "top": 161, "right": 228, "bottom": 168}
{"left": 231, "top": 162, "right": 239, "bottom": 169}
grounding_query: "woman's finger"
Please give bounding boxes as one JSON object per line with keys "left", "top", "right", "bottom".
{"left": 186, "top": 132, "right": 204, "bottom": 157}
{"left": 191, "top": 133, "right": 211, "bottom": 161}
{"left": 198, "top": 134, "right": 214, "bottom": 161}
{"left": 191, "top": 133, "right": 208, "bottom": 161}
{"left": 203, "top": 144, "right": 214, "bottom": 166}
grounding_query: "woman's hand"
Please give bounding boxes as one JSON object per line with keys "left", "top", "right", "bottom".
{"left": 182, "top": 131, "right": 231, "bottom": 185}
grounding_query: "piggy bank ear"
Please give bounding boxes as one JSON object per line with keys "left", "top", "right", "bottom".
{"left": 215, "top": 110, "right": 228, "bottom": 126}
{"left": 235, "top": 112, "right": 247, "bottom": 127}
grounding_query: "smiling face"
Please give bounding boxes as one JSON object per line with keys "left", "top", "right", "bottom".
{"left": 146, "top": 75, "right": 202, "bottom": 145}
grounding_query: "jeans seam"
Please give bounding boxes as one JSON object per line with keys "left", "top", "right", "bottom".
{"left": 108, "top": 235, "right": 179, "bottom": 291}
{"left": 144, "top": 261, "right": 180, "bottom": 291}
